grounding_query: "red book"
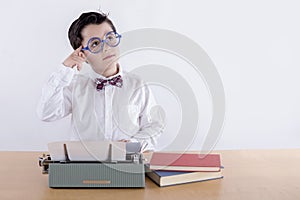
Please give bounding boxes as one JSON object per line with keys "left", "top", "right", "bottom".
{"left": 149, "top": 152, "right": 221, "bottom": 172}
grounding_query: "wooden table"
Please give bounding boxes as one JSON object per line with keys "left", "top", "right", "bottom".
{"left": 0, "top": 149, "right": 299, "bottom": 200}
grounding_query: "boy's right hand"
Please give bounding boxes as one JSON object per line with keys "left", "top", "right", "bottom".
{"left": 62, "top": 46, "right": 87, "bottom": 71}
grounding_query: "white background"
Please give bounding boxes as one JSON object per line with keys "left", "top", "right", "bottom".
{"left": 1, "top": 0, "right": 299, "bottom": 151}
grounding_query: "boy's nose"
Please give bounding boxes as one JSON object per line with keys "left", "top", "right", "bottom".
{"left": 102, "top": 43, "right": 111, "bottom": 52}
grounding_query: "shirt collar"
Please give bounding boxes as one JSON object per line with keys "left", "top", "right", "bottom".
{"left": 89, "top": 63, "right": 123, "bottom": 80}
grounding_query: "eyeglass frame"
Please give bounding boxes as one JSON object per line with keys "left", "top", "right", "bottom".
{"left": 82, "top": 31, "right": 122, "bottom": 54}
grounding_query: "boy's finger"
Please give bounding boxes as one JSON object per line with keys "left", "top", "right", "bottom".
{"left": 73, "top": 57, "right": 85, "bottom": 63}
{"left": 75, "top": 46, "right": 83, "bottom": 52}
{"left": 77, "top": 63, "right": 82, "bottom": 71}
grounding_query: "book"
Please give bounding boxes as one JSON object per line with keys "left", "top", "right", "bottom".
{"left": 145, "top": 165, "right": 223, "bottom": 187}
{"left": 149, "top": 152, "right": 221, "bottom": 172}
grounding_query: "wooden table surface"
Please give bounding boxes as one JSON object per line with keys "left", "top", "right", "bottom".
{"left": 0, "top": 149, "right": 299, "bottom": 200}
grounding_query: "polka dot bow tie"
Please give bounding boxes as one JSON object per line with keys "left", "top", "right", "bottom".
{"left": 95, "top": 75, "right": 123, "bottom": 91}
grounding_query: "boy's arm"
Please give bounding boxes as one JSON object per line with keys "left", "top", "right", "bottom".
{"left": 36, "top": 66, "right": 76, "bottom": 121}
{"left": 37, "top": 46, "right": 86, "bottom": 121}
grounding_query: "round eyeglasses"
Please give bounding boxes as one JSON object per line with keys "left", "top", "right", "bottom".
{"left": 82, "top": 31, "right": 122, "bottom": 54}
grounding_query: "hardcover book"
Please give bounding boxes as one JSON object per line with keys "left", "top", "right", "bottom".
{"left": 146, "top": 165, "right": 223, "bottom": 187}
{"left": 149, "top": 152, "right": 221, "bottom": 172}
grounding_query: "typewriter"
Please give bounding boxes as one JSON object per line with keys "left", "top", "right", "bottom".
{"left": 39, "top": 141, "right": 145, "bottom": 188}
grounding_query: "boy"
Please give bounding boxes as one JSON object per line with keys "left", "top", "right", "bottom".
{"left": 37, "top": 11, "right": 164, "bottom": 152}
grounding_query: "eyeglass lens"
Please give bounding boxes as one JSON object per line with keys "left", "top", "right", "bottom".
{"left": 88, "top": 32, "right": 120, "bottom": 53}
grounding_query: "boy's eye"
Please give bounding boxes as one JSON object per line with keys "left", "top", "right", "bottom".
{"left": 91, "top": 41, "right": 100, "bottom": 47}
{"left": 107, "top": 33, "right": 117, "bottom": 40}
{"left": 88, "top": 38, "right": 102, "bottom": 51}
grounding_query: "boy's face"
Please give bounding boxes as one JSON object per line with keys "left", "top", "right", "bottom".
{"left": 81, "top": 22, "right": 120, "bottom": 75}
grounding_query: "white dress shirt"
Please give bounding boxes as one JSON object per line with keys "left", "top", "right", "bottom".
{"left": 37, "top": 65, "right": 164, "bottom": 151}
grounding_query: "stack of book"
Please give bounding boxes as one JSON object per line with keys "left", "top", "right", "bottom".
{"left": 145, "top": 152, "right": 223, "bottom": 187}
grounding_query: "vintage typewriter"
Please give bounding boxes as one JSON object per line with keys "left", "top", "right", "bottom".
{"left": 39, "top": 141, "right": 145, "bottom": 188}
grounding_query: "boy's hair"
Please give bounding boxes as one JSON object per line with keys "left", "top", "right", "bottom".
{"left": 68, "top": 11, "right": 116, "bottom": 50}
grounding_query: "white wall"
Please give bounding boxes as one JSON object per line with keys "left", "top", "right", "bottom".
{"left": 1, "top": 0, "right": 300, "bottom": 151}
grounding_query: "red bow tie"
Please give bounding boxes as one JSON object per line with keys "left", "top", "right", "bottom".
{"left": 95, "top": 75, "right": 123, "bottom": 91}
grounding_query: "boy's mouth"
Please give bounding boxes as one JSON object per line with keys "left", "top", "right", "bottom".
{"left": 103, "top": 54, "right": 115, "bottom": 61}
